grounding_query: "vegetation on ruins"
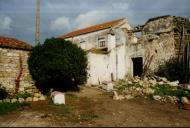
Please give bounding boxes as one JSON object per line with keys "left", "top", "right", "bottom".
{"left": 0, "top": 85, "right": 8, "bottom": 100}
{"left": 28, "top": 38, "right": 88, "bottom": 93}
{"left": 15, "top": 92, "right": 32, "bottom": 99}
{"left": 155, "top": 57, "right": 189, "bottom": 84}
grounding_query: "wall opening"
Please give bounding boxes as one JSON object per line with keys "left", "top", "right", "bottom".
{"left": 132, "top": 57, "right": 143, "bottom": 77}
{"left": 111, "top": 73, "right": 114, "bottom": 81}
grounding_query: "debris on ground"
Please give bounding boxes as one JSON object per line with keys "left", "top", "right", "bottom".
{"left": 113, "top": 75, "right": 190, "bottom": 105}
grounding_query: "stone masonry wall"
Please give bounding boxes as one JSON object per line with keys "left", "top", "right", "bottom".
{"left": 0, "top": 47, "right": 34, "bottom": 94}
{"left": 139, "top": 16, "right": 179, "bottom": 74}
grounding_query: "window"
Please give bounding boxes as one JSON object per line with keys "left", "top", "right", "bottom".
{"left": 80, "top": 40, "right": 86, "bottom": 44}
{"left": 97, "top": 37, "right": 106, "bottom": 47}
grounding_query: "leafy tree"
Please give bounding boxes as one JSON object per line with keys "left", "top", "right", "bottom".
{"left": 28, "top": 38, "right": 88, "bottom": 93}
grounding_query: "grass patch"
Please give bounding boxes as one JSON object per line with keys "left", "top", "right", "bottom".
{"left": 0, "top": 102, "right": 30, "bottom": 115}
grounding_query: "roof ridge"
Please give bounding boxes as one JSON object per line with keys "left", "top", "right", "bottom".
{"left": 59, "top": 18, "right": 125, "bottom": 39}
{"left": 0, "top": 36, "right": 32, "bottom": 50}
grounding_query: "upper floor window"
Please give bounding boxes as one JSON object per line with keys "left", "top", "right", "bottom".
{"left": 80, "top": 40, "right": 86, "bottom": 44}
{"left": 97, "top": 37, "right": 106, "bottom": 47}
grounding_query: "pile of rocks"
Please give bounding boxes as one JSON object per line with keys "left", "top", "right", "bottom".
{"left": 113, "top": 75, "right": 189, "bottom": 104}
{"left": 0, "top": 86, "right": 47, "bottom": 103}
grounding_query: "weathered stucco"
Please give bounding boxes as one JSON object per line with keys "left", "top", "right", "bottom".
{"left": 64, "top": 19, "right": 134, "bottom": 85}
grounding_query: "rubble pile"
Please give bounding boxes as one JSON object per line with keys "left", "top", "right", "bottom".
{"left": 0, "top": 86, "right": 47, "bottom": 103}
{"left": 113, "top": 76, "right": 190, "bottom": 104}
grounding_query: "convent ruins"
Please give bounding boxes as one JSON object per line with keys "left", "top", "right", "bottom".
{"left": 60, "top": 15, "right": 190, "bottom": 85}
{"left": 0, "top": 15, "right": 189, "bottom": 93}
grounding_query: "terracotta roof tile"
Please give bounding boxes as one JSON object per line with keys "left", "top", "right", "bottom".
{"left": 59, "top": 18, "right": 125, "bottom": 39}
{"left": 0, "top": 36, "right": 32, "bottom": 50}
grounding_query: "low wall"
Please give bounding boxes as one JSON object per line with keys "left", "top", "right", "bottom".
{"left": 0, "top": 47, "right": 35, "bottom": 94}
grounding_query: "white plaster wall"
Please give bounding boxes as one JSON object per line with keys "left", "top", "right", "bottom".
{"left": 116, "top": 45, "right": 127, "bottom": 79}
{"left": 87, "top": 45, "right": 128, "bottom": 85}
{"left": 87, "top": 53, "right": 115, "bottom": 85}
{"left": 65, "top": 20, "right": 134, "bottom": 85}
{"left": 107, "top": 34, "right": 116, "bottom": 51}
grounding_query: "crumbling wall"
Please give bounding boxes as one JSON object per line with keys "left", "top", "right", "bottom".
{"left": 0, "top": 48, "right": 35, "bottom": 94}
{"left": 137, "top": 15, "right": 190, "bottom": 75}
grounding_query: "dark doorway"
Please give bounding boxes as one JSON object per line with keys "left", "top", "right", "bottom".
{"left": 132, "top": 57, "right": 143, "bottom": 77}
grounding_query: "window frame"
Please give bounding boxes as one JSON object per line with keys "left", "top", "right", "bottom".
{"left": 97, "top": 36, "right": 107, "bottom": 48}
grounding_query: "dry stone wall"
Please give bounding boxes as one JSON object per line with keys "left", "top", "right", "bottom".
{"left": 0, "top": 47, "right": 35, "bottom": 94}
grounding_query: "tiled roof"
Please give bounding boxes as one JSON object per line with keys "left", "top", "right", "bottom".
{"left": 0, "top": 36, "right": 32, "bottom": 50}
{"left": 59, "top": 18, "right": 125, "bottom": 39}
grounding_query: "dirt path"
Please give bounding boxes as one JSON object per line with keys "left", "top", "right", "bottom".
{"left": 0, "top": 86, "right": 190, "bottom": 127}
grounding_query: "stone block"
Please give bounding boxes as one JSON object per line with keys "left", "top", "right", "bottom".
{"left": 51, "top": 91, "right": 65, "bottom": 104}
{"left": 153, "top": 95, "right": 162, "bottom": 101}
{"left": 102, "top": 82, "right": 113, "bottom": 92}
{"left": 168, "top": 81, "right": 179, "bottom": 87}
{"left": 3, "top": 98, "right": 10, "bottom": 103}
{"left": 187, "top": 85, "right": 190, "bottom": 90}
{"left": 125, "top": 95, "right": 134, "bottom": 100}
{"left": 39, "top": 95, "right": 46, "bottom": 101}
{"left": 11, "top": 98, "right": 18, "bottom": 103}
{"left": 0, "top": 100, "right": 2, "bottom": 103}
{"left": 18, "top": 98, "right": 25, "bottom": 103}
{"left": 181, "top": 97, "right": 190, "bottom": 104}
{"left": 26, "top": 97, "right": 33, "bottom": 102}
{"left": 33, "top": 97, "right": 39, "bottom": 102}
{"left": 34, "top": 93, "right": 42, "bottom": 98}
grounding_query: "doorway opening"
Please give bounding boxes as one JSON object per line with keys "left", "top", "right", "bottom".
{"left": 132, "top": 57, "right": 143, "bottom": 77}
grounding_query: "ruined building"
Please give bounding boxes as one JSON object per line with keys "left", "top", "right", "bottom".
{"left": 60, "top": 15, "right": 190, "bottom": 85}
{"left": 131, "top": 15, "right": 190, "bottom": 82}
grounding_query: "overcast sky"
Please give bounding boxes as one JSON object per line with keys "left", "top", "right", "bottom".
{"left": 0, "top": 0, "right": 190, "bottom": 45}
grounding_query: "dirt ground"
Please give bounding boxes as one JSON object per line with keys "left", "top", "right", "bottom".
{"left": 0, "top": 86, "right": 190, "bottom": 127}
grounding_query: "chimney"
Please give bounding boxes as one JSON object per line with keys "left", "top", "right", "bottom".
{"left": 107, "top": 29, "right": 116, "bottom": 51}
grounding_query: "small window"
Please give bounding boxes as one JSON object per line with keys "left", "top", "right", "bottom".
{"left": 80, "top": 40, "right": 85, "bottom": 44}
{"left": 98, "top": 37, "right": 106, "bottom": 47}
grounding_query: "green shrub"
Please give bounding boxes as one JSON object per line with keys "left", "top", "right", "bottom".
{"left": 0, "top": 102, "right": 30, "bottom": 115}
{"left": 15, "top": 92, "right": 32, "bottom": 99}
{"left": 0, "top": 85, "right": 8, "bottom": 100}
{"left": 28, "top": 38, "right": 88, "bottom": 93}
{"left": 153, "top": 84, "right": 190, "bottom": 99}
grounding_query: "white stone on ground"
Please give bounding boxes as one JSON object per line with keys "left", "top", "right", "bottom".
{"left": 51, "top": 91, "right": 65, "bottom": 104}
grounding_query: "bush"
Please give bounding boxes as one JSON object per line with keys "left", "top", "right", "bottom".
{"left": 15, "top": 92, "right": 32, "bottom": 99}
{"left": 0, "top": 85, "right": 8, "bottom": 100}
{"left": 155, "top": 57, "right": 188, "bottom": 84}
{"left": 28, "top": 38, "right": 88, "bottom": 93}
{"left": 153, "top": 84, "right": 190, "bottom": 99}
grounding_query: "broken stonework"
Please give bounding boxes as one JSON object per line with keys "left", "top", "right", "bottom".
{"left": 18, "top": 98, "right": 25, "bottom": 103}
{"left": 33, "top": 97, "right": 39, "bottom": 102}
{"left": 181, "top": 97, "right": 190, "bottom": 104}
{"left": 26, "top": 97, "right": 33, "bottom": 102}
{"left": 101, "top": 82, "right": 113, "bottom": 92}
{"left": 11, "top": 98, "right": 17, "bottom": 103}
{"left": 113, "top": 75, "right": 188, "bottom": 104}
{"left": 3, "top": 98, "right": 10, "bottom": 103}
